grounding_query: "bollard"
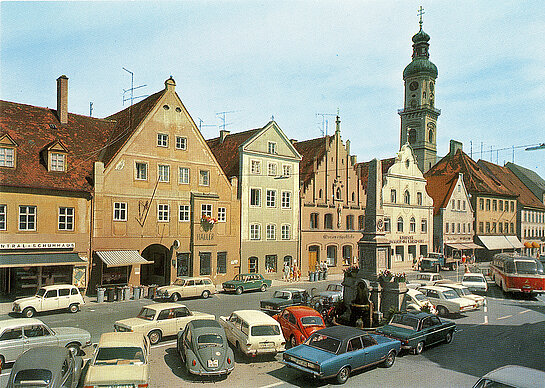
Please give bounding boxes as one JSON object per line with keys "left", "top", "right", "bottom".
{"left": 96, "top": 287, "right": 105, "bottom": 303}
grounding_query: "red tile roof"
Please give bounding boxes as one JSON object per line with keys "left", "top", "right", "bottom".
{"left": 0, "top": 100, "right": 115, "bottom": 193}
{"left": 293, "top": 137, "right": 332, "bottom": 189}
{"left": 477, "top": 160, "right": 545, "bottom": 210}
{"left": 206, "top": 128, "right": 262, "bottom": 178}
{"left": 355, "top": 158, "right": 396, "bottom": 190}
{"left": 425, "top": 171, "right": 459, "bottom": 215}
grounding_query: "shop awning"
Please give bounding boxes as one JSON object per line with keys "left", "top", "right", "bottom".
{"left": 446, "top": 242, "right": 483, "bottom": 250}
{"left": 96, "top": 250, "right": 153, "bottom": 268}
{"left": 0, "top": 253, "right": 87, "bottom": 268}
{"left": 505, "top": 236, "right": 524, "bottom": 249}
{"left": 478, "top": 236, "right": 521, "bottom": 251}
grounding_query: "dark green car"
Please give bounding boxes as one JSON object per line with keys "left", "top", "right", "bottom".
{"left": 376, "top": 311, "right": 456, "bottom": 354}
{"left": 260, "top": 288, "right": 310, "bottom": 315}
{"left": 222, "top": 273, "right": 272, "bottom": 295}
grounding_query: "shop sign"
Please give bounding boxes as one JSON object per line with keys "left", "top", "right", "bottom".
{"left": 322, "top": 234, "right": 356, "bottom": 240}
{"left": 0, "top": 242, "right": 75, "bottom": 250}
{"left": 390, "top": 235, "right": 425, "bottom": 244}
{"left": 196, "top": 233, "right": 214, "bottom": 241}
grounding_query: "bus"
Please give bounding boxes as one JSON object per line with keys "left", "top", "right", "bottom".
{"left": 490, "top": 253, "right": 545, "bottom": 295}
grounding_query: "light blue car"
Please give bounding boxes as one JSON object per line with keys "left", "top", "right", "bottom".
{"left": 282, "top": 325, "right": 401, "bottom": 384}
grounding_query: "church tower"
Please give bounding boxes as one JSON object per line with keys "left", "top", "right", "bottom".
{"left": 399, "top": 8, "right": 440, "bottom": 173}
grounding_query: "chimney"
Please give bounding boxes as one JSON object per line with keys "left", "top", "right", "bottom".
{"left": 219, "top": 130, "right": 230, "bottom": 143}
{"left": 290, "top": 139, "right": 298, "bottom": 145}
{"left": 56, "top": 75, "right": 68, "bottom": 124}
{"left": 449, "top": 140, "right": 463, "bottom": 155}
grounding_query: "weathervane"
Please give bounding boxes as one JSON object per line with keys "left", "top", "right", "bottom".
{"left": 418, "top": 6, "right": 425, "bottom": 29}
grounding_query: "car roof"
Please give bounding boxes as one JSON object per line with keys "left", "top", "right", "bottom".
{"left": 143, "top": 302, "right": 187, "bottom": 310}
{"left": 12, "top": 346, "right": 69, "bottom": 372}
{"left": 420, "top": 285, "right": 452, "bottom": 292}
{"left": 407, "top": 288, "right": 424, "bottom": 296}
{"left": 275, "top": 288, "right": 306, "bottom": 293}
{"left": 481, "top": 365, "right": 545, "bottom": 388}
{"left": 284, "top": 306, "right": 322, "bottom": 317}
{"left": 463, "top": 272, "right": 485, "bottom": 278}
{"left": 39, "top": 284, "right": 76, "bottom": 289}
{"left": 175, "top": 276, "right": 211, "bottom": 281}
{"left": 440, "top": 283, "right": 466, "bottom": 289}
{"left": 232, "top": 310, "right": 278, "bottom": 324}
{"left": 238, "top": 273, "right": 261, "bottom": 277}
{"left": 188, "top": 319, "right": 221, "bottom": 329}
{"left": 0, "top": 317, "right": 43, "bottom": 329}
{"left": 392, "top": 311, "right": 431, "bottom": 320}
{"left": 98, "top": 332, "right": 145, "bottom": 347}
{"left": 313, "top": 325, "right": 368, "bottom": 339}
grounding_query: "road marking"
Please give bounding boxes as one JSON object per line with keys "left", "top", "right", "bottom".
{"left": 518, "top": 309, "right": 531, "bottom": 314}
{"left": 259, "top": 382, "right": 283, "bottom": 388}
{"left": 152, "top": 340, "right": 177, "bottom": 348}
{"left": 497, "top": 314, "right": 513, "bottom": 320}
{"left": 484, "top": 315, "right": 488, "bottom": 324}
{"left": 0, "top": 372, "right": 9, "bottom": 377}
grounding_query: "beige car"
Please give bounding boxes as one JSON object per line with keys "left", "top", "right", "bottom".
{"left": 83, "top": 332, "right": 150, "bottom": 388}
{"left": 113, "top": 303, "right": 215, "bottom": 345}
{"left": 12, "top": 285, "right": 85, "bottom": 318}
{"left": 219, "top": 310, "right": 285, "bottom": 357}
{"left": 155, "top": 277, "right": 216, "bottom": 301}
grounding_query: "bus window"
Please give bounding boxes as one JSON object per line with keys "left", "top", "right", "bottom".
{"left": 505, "top": 261, "right": 515, "bottom": 274}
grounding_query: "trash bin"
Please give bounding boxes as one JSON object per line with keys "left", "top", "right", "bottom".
{"left": 310, "top": 272, "right": 316, "bottom": 282}
{"left": 148, "top": 285, "right": 157, "bottom": 299}
{"left": 106, "top": 287, "right": 115, "bottom": 302}
{"left": 96, "top": 287, "right": 105, "bottom": 303}
{"left": 116, "top": 287, "right": 124, "bottom": 301}
{"left": 123, "top": 286, "right": 131, "bottom": 300}
{"left": 133, "top": 286, "right": 141, "bottom": 300}
{"left": 316, "top": 271, "right": 322, "bottom": 281}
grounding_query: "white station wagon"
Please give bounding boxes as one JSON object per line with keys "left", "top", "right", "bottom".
{"left": 219, "top": 310, "right": 285, "bottom": 357}
{"left": 418, "top": 285, "right": 477, "bottom": 316}
{"left": 12, "top": 285, "right": 85, "bottom": 318}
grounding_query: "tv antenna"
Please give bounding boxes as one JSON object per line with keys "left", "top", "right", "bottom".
{"left": 316, "top": 113, "right": 336, "bottom": 136}
{"left": 216, "top": 110, "right": 238, "bottom": 131}
{"left": 122, "top": 67, "right": 148, "bottom": 106}
{"left": 197, "top": 117, "right": 217, "bottom": 132}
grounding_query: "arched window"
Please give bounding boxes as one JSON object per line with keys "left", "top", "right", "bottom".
{"left": 408, "top": 128, "right": 416, "bottom": 144}
{"left": 397, "top": 217, "right": 404, "bottom": 232}
{"left": 417, "top": 192, "right": 423, "bottom": 205}
{"left": 429, "top": 129, "right": 434, "bottom": 143}
{"left": 318, "top": 189, "right": 323, "bottom": 199}
{"left": 336, "top": 187, "right": 341, "bottom": 200}
{"left": 404, "top": 190, "right": 410, "bottom": 205}
{"left": 342, "top": 245, "right": 352, "bottom": 265}
{"left": 410, "top": 217, "right": 416, "bottom": 232}
{"left": 324, "top": 214, "right": 333, "bottom": 229}
{"left": 391, "top": 189, "right": 397, "bottom": 203}
{"left": 351, "top": 192, "right": 355, "bottom": 202}
{"left": 310, "top": 213, "right": 319, "bottom": 229}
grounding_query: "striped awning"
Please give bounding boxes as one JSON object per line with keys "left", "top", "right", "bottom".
{"left": 478, "top": 236, "right": 522, "bottom": 250}
{"left": 96, "top": 250, "right": 153, "bottom": 268}
{"left": 0, "top": 252, "right": 86, "bottom": 268}
{"left": 505, "top": 236, "right": 524, "bottom": 249}
{"left": 446, "top": 242, "right": 483, "bottom": 250}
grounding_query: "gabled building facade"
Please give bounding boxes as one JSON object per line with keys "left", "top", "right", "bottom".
{"left": 90, "top": 77, "right": 240, "bottom": 289}
{"left": 207, "top": 121, "right": 301, "bottom": 278}
{"left": 294, "top": 117, "right": 366, "bottom": 275}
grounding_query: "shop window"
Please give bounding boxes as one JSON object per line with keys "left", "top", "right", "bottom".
{"left": 324, "top": 214, "right": 333, "bottom": 229}
{"left": 310, "top": 213, "right": 319, "bottom": 229}
{"left": 199, "top": 252, "right": 211, "bottom": 275}
{"left": 58, "top": 207, "right": 74, "bottom": 231}
{"left": 217, "top": 252, "right": 227, "bottom": 274}
{"left": 395, "top": 246, "right": 404, "bottom": 262}
{"left": 342, "top": 245, "right": 352, "bottom": 266}
{"left": 19, "top": 205, "right": 36, "bottom": 230}
{"left": 265, "top": 255, "right": 277, "bottom": 273}
{"left": 248, "top": 257, "right": 258, "bottom": 273}
{"left": 326, "top": 246, "right": 337, "bottom": 266}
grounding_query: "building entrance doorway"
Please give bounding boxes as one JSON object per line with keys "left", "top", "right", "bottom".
{"left": 177, "top": 253, "right": 191, "bottom": 277}
{"left": 141, "top": 244, "right": 171, "bottom": 286}
{"left": 308, "top": 246, "right": 319, "bottom": 272}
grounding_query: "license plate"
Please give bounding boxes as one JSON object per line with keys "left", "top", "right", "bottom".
{"left": 295, "top": 359, "right": 306, "bottom": 366}
{"left": 208, "top": 359, "right": 219, "bottom": 368}
{"left": 260, "top": 342, "right": 274, "bottom": 348}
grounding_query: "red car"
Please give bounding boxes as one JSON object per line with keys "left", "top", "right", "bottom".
{"left": 273, "top": 305, "right": 326, "bottom": 348}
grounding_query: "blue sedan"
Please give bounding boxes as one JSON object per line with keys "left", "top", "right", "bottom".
{"left": 282, "top": 325, "right": 401, "bottom": 384}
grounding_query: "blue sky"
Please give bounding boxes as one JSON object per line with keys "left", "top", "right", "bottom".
{"left": 1, "top": 1, "right": 544, "bottom": 178}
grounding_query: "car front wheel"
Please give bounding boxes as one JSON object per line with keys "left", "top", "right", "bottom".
{"left": 260, "top": 284, "right": 267, "bottom": 292}
{"left": 22, "top": 307, "right": 35, "bottom": 318}
{"left": 69, "top": 303, "right": 79, "bottom": 313}
{"left": 235, "top": 287, "right": 243, "bottom": 295}
{"left": 414, "top": 341, "right": 425, "bottom": 355}
{"left": 66, "top": 343, "right": 81, "bottom": 356}
{"left": 437, "top": 306, "right": 449, "bottom": 317}
{"left": 202, "top": 290, "right": 210, "bottom": 299}
{"left": 170, "top": 293, "right": 180, "bottom": 302}
{"left": 382, "top": 350, "right": 396, "bottom": 368}
{"left": 336, "top": 366, "right": 350, "bottom": 384}
{"left": 445, "top": 331, "right": 454, "bottom": 344}
{"left": 148, "top": 330, "right": 162, "bottom": 345}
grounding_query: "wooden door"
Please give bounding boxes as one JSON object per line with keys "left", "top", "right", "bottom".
{"left": 308, "top": 251, "right": 317, "bottom": 272}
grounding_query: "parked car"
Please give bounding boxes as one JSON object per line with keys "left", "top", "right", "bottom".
{"left": 462, "top": 272, "right": 488, "bottom": 293}
{"left": 260, "top": 288, "right": 310, "bottom": 315}
{"left": 418, "top": 286, "right": 478, "bottom": 316}
{"left": 414, "top": 273, "right": 443, "bottom": 286}
{"left": 435, "top": 282, "right": 485, "bottom": 308}
{"left": 222, "top": 273, "right": 272, "bottom": 295}
{"left": 473, "top": 365, "right": 545, "bottom": 388}
{"left": 113, "top": 303, "right": 215, "bottom": 345}
{"left": 6, "top": 346, "right": 83, "bottom": 388}
{"left": 420, "top": 252, "right": 458, "bottom": 272}
{"left": 177, "top": 319, "right": 235, "bottom": 376}
{"left": 273, "top": 306, "right": 326, "bottom": 348}
{"left": 0, "top": 318, "right": 91, "bottom": 368}
{"left": 155, "top": 276, "right": 216, "bottom": 301}
{"left": 218, "top": 310, "right": 285, "bottom": 357}
{"left": 12, "top": 284, "right": 85, "bottom": 318}
{"left": 403, "top": 288, "right": 437, "bottom": 315}
{"left": 83, "top": 332, "right": 150, "bottom": 388}
{"left": 282, "top": 325, "right": 401, "bottom": 384}
{"left": 376, "top": 311, "right": 456, "bottom": 354}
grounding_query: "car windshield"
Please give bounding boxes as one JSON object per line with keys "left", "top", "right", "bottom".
{"left": 173, "top": 278, "right": 185, "bottom": 286}
{"left": 414, "top": 294, "right": 427, "bottom": 302}
{"left": 305, "top": 333, "right": 341, "bottom": 354}
{"left": 35, "top": 288, "right": 46, "bottom": 297}
{"left": 473, "top": 378, "right": 516, "bottom": 388}
{"left": 515, "top": 260, "right": 541, "bottom": 275}
{"left": 137, "top": 307, "right": 156, "bottom": 320}
{"left": 14, "top": 369, "right": 52, "bottom": 386}
{"left": 301, "top": 316, "right": 324, "bottom": 326}
{"left": 326, "top": 284, "right": 341, "bottom": 291}
{"left": 389, "top": 314, "right": 419, "bottom": 330}
{"left": 464, "top": 276, "right": 485, "bottom": 283}
{"left": 250, "top": 325, "right": 280, "bottom": 336}
{"left": 272, "top": 291, "right": 290, "bottom": 299}
{"left": 233, "top": 275, "right": 243, "bottom": 281}
{"left": 197, "top": 334, "right": 223, "bottom": 348}
{"left": 95, "top": 346, "right": 145, "bottom": 365}
{"left": 417, "top": 274, "right": 430, "bottom": 280}
{"left": 443, "top": 290, "right": 459, "bottom": 299}
{"left": 458, "top": 288, "right": 471, "bottom": 296}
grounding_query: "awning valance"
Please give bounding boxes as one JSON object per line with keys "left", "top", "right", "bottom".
{"left": 0, "top": 253, "right": 87, "bottom": 268}
{"left": 478, "top": 236, "right": 522, "bottom": 251}
{"left": 96, "top": 250, "right": 153, "bottom": 268}
{"left": 446, "top": 242, "right": 483, "bottom": 250}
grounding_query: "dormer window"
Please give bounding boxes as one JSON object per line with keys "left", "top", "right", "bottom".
{"left": 50, "top": 152, "right": 66, "bottom": 171}
{"left": 0, "top": 147, "right": 15, "bottom": 167}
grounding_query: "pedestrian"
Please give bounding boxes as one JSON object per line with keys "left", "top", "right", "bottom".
{"left": 283, "top": 263, "right": 289, "bottom": 281}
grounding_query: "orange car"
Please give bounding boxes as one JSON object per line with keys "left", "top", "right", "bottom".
{"left": 273, "top": 305, "right": 326, "bottom": 348}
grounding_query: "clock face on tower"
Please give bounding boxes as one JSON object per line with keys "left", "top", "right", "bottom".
{"left": 409, "top": 81, "right": 419, "bottom": 91}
